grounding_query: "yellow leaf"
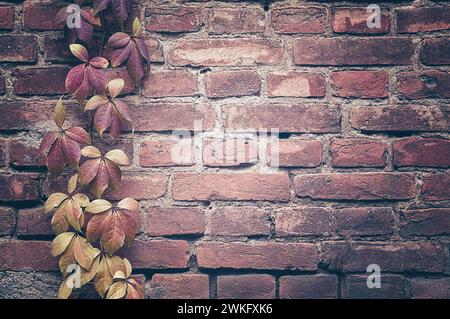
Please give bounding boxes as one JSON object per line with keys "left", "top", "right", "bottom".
{"left": 86, "top": 199, "right": 112, "bottom": 214}
{"left": 117, "top": 197, "right": 139, "bottom": 212}
{"left": 44, "top": 193, "right": 68, "bottom": 213}
{"left": 81, "top": 146, "right": 102, "bottom": 158}
{"left": 107, "top": 79, "right": 124, "bottom": 98}
{"left": 51, "top": 205, "right": 70, "bottom": 235}
{"left": 72, "top": 193, "right": 90, "bottom": 207}
{"left": 132, "top": 17, "right": 142, "bottom": 37}
{"left": 57, "top": 279, "right": 73, "bottom": 299}
{"left": 113, "top": 270, "right": 126, "bottom": 280}
{"left": 104, "top": 149, "right": 129, "bottom": 166}
{"left": 123, "top": 258, "right": 132, "bottom": 278}
{"left": 73, "top": 236, "right": 99, "bottom": 270}
{"left": 85, "top": 95, "right": 108, "bottom": 111}
{"left": 51, "top": 232, "right": 75, "bottom": 257}
{"left": 64, "top": 199, "right": 83, "bottom": 232}
{"left": 81, "top": 255, "right": 100, "bottom": 286}
{"left": 67, "top": 174, "right": 78, "bottom": 194}
{"left": 54, "top": 98, "right": 65, "bottom": 128}
{"left": 106, "top": 281, "right": 127, "bottom": 299}
{"left": 95, "top": 257, "right": 113, "bottom": 297}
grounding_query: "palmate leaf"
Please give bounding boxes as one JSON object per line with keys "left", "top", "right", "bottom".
{"left": 94, "top": 0, "right": 130, "bottom": 29}
{"left": 66, "top": 44, "right": 109, "bottom": 102}
{"left": 92, "top": 254, "right": 131, "bottom": 297}
{"left": 106, "top": 18, "right": 149, "bottom": 84}
{"left": 86, "top": 79, "right": 135, "bottom": 139}
{"left": 85, "top": 197, "right": 139, "bottom": 255}
{"left": 38, "top": 100, "right": 91, "bottom": 178}
{"left": 79, "top": 146, "right": 130, "bottom": 198}
{"left": 55, "top": 6, "right": 101, "bottom": 45}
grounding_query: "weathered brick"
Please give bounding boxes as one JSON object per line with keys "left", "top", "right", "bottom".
{"left": 0, "top": 75, "right": 5, "bottom": 95}
{"left": 397, "top": 71, "right": 450, "bottom": 99}
{"left": 147, "top": 207, "right": 205, "bottom": 236}
{"left": 0, "top": 139, "right": 6, "bottom": 166}
{"left": 0, "top": 6, "right": 14, "bottom": 29}
{"left": 350, "top": 105, "right": 450, "bottom": 133}
{"left": 121, "top": 240, "right": 190, "bottom": 269}
{"left": 330, "top": 71, "right": 388, "bottom": 99}
{"left": 332, "top": 8, "right": 390, "bottom": 34}
{"left": 267, "top": 71, "right": 325, "bottom": 97}
{"left": 148, "top": 274, "right": 209, "bottom": 299}
{"left": 422, "top": 173, "right": 450, "bottom": 201}
{"left": 140, "top": 140, "right": 194, "bottom": 167}
{"left": 269, "top": 140, "right": 322, "bottom": 167}
{"left": 293, "top": 38, "right": 413, "bottom": 66}
{"left": 271, "top": 6, "right": 327, "bottom": 34}
{"left": 421, "top": 38, "right": 450, "bottom": 65}
{"left": 279, "top": 275, "right": 338, "bottom": 299}
{"left": 0, "top": 35, "right": 37, "bottom": 62}
{"left": 0, "top": 271, "right": 60, "bottom": 299}
{"left": 143, "top": 70, "right": 198, "bottom": 97}
{"left": 202, "top": 138, "right": 258, "bottom": 167}
{"left": 394, "top": 138, "right": 450, "bottom": 168}
{"left": 43, "top": 36, "right": 74, "bottom": 62}
{"left": 274, "top": 208, "right": 332, "bottom": 237}
{"left": 0, "top": 173, "right": 40, "bottom": 201}
{"left": 205, "top": 70, "right": 260, "bottom": 98}
{"left": 13, "top": 67, "right": 68, "bottom": 95}
{"left": 343, "top": 275, "right": 407, "bottom": 299}
{"left": 330, "top": 138, "right": 387, "bottom": 168}
{"left": 104, "top": 173, "right": 167, "bottom": 200}
{"left": 16, "top": 207, "right": 52, "bottom": 236}
{"left": 145, "top": 37, "right": 165, "bottom": 63}
{"left": 197, "top": 241, "right": 318, "bottom": 270}
{"left": 168, "top": 39, "right": 284, "bottom": 66}
{"left": 208, "top": 7, "right": 264, "bottom": 34}
{"left": 210, "top": 207, "right": 270, "bottom": 237}
{"left": 335, "top": 207, "right": 394, "bottom": 237}
{"left": 0, "top": 241, "right": 57, "bottom": 271}
{"left": 401, "top": 208, "right": 450, "bottom": 236}
{"left": 145, "top": 7, "right": 202, "bottom": 33}
{"left": 23, "top": 0, "right": 61, "bottom": 30}
{"left": 172, "top": 173, "right": 290, "bottom": 201}
{"left": 397, "top": 7, "right": 450, "bottom": 33}
{"left": 217, "top": 275, "right": 275, "bottom": 299}
{"left": 295, "top": 173, "right": 416, "bottom": 201}
{"left": 411, "top": 278, "right": 450, "bottom": 299}
{"left": 0, "top": 207, "right": 15, "bottom": 236}
{"left": 223, "top": 104, "right": 340, "bottom": 133}
{"left": 321, "top": 241, "right": 445, "bottom": 273}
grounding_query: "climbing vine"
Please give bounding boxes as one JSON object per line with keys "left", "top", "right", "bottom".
{"left": 38, "top": 0, "right": 147, "bottom": 299}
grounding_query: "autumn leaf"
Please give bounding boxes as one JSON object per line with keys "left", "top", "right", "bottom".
{"left": 85, "top": 197, "right": 139, "bottom": 255}
{"left": 79, "top": 146, "right": 130, "bottom": 198}
{"left": 92, "top": 254, "right": 132, "bottom": 297}
{"left": 85, "top": 79, "right": 135, "bottom": 138}
{"left": 66, "top": 44, "right": 109, "bottom": 102}
{"left": 55, "top": 5, "right": 101, "bottom": 45}
{"left": 38, "top": 101, "right": 91, "bottom": 178}
{"left": 94, "top": 0, "right": 130, "bottom": 29}
{"left": 106, "top": 18, "right": 149, "bottom": 84}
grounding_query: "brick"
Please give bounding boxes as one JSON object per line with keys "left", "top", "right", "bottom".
{"left": 147, "top": 207, "right": 205, "bottom": 236}
{"left": 293, "top": 38, "right": 413, "bottom": 66}
{"left": 0, "top": 75, "right": 5, "bottom": 95}
{"left": 148, "top": 274, "right": 209, "bottom": 299}
{"left": 223, "top": 104, "right": 340, "bottom": 133}
{"left": 0, "top": 241, "right": 57, "bottom": 271}
{"left": 411, "top": 278, "right": 450, "bottom": 299}
{"left": 267, "top": 71, "right": 325, "bottom": 97}
{"left": 205, "top": 70, "right": 260, "bottom": 98}
{"left": 43, "top": 36, "right": 74, "bottom": 62}
{"left": 274, "top": 208, "right": 332, "bottom": 237}
{"left": 168, "top": 39, "right": 284, "bottom": 66}
{"left": 0, "top": 271, "right": 60, "bottom": 299}
{"left": 350, "top": 105, "right": 450, "bottom": 133}
{"left": 143, "top": 70, "right": 198, "bottom": 97}
{"left": 295, "top": 173, "right": 416, "bottom": 201}
{"left": 217, "top": 275, "right": 275, "bottom": 299}
{"left": 23, "top": 0, "right": 61, "bottom": 30}
{"left": 0, "top": 35, "right": 37, "bottom": 62}
{"left": 0, "top": 207, "right": 15, "bottom": 236}
{"left": 400, "top": 208, "right": 450, "bottom": 236}
{"left": 145, "top": 37, "right": 165, "bottom": 63}
{"left": 397, "top": 71, "right": 450, "bottom": 99}
{"left": 330, "top": 138, "right": 387, "bottom": 168}
{"left": 422, "top": 173, "right": 450, "bottom": 201}
{"left": 11, "top": 138, "right": 46, "bottom": 166}
{"left": 172, "top": 173, "right": 290, "bottom": 201}
{"left": 134, "top": 102, "right": 215, "bottom": 132}
{"left": 332, "top": 8, "right": 390, "bottom": 34}
{"left": 343, "top": 275, "right": 407, "bottom": 299}
{"left": 0, "top": 173, "right": 40, "bottom": 201}
{"left": 0, "top": 139, "right": 6, "bottom": 166}
{"left": 330, "top": 71, "right": 388, "bottom": 99}
{"left": 421, "top": 38, "right": 450, "bottom": 65}
{"left": 140, "top": 140, "right": 193, "bottom": 167}
{"left": 271, "top": 6, "right": 327, "bottom": 34}
{"left": 13, "top": 67, "right": 68, "bottom": 95}
{"left": 279, "top": 275, "right": 338, "bottom": 299}
{"left": 397, "top": 7, "right": 450, "bottom": 33}
{"left": 103, "top": 173, "right": 167, "bottom": 200}
{"left": 210, "top": 207, "right": 270, "bottom": 237}
{"left": 335, "top": 207, "right": 394, "bottom": 237}
{"left": 145, "top": 7, "right": 202, "bottom": 33}
{"left": 16, "top": 207, "right": 52, "bottom": 236}
{"left": 208, "top": 7, "right": 264, "bottom": 34}
{"left": 321, "top": 241, "right": 446, "bottom": 273}
{"left": 202, "top": 138, "right": 258, "bottom": 167}
{"left": 394, "top": 138, "right": 450, "bottom": 168}
{"left": 197, "top": 241, "right": 318, "bottom": 270}
{"left": 121, "top": 240, "right": 189, "bottom": 269}
{"left": 269, "top": 140, "right": 322, "bottom": 167}
{"left": 0, "top": 6, "right": 14, "bottom": 29}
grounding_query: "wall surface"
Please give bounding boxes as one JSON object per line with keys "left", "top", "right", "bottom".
{"left": 0, "top": 0, "right": 449, "bottom": 299}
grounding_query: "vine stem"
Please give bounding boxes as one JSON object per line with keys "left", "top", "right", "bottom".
{"left": 99, "top": 11, "right": 107, "bottom": 57}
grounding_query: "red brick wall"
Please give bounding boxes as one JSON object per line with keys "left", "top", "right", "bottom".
{"left": 0, "top": 0, "right": 450, "bottom": 299}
